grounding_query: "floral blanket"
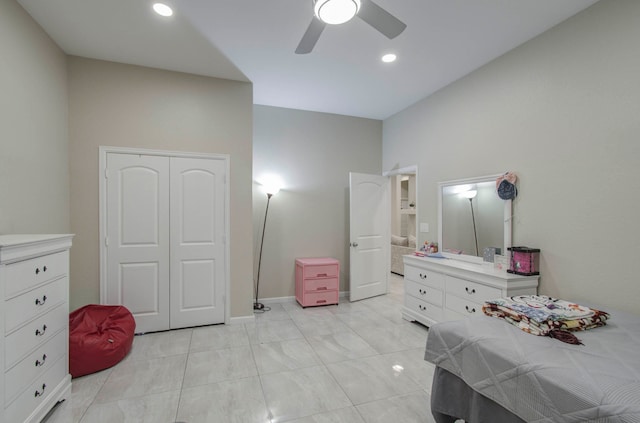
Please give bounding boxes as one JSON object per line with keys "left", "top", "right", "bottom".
{"left": 482, "top": 295, "right": 609, "bottom": 343}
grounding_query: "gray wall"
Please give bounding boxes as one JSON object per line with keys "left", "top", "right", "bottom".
{"left": 68, "top": 57, "right": 254, "bottom": 317}
{"left": 0, "top": 0, "right": 69, "bottom": 234}
{"left": 253, "top": 105, "right": 382, "bottom": 297}
{"left": 383, "top": 0, "right": 640, "bottom": 314}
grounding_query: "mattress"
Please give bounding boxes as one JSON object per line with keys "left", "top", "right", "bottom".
{"left": 424, "top": 311, "right": 640, "bottom": 422}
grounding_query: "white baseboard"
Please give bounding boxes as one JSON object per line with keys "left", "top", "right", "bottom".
{"left": 229, "top": 315, "right": 255, "bottom": 325}
{"left": 257, "top": 291, "right": 350, "bottom": 305}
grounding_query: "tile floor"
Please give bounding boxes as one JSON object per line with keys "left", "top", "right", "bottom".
{"left": 46, "top": 274, "right": 437, "bottom": 423}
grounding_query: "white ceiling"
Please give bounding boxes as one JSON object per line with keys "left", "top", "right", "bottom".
{"left": 18, "top": 0, "right": 599, "bottom": 120}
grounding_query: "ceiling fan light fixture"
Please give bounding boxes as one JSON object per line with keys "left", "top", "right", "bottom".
{"left": 314, "top": 0, "right": 361, "bottom": 25}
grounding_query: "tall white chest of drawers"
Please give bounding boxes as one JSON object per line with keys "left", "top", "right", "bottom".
{"left": 0, "top": 234, "right": 73, "bottom": 423}
{"left": 403, "top": 254, "right": 538, "bottom": 327}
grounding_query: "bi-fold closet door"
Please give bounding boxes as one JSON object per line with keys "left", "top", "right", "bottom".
{"left": 104, "top": 152, "right": 226, "bottom": 333}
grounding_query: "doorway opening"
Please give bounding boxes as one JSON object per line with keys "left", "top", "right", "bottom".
{"left": 385, "top": 166, "right": 418, "bottom": 277}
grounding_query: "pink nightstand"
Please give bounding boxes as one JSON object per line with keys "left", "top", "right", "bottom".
{"left": 295, "top": 257, "right": 339, "bottom": 307}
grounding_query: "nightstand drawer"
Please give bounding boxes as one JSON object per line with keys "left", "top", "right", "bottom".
{"left": 304, "top": 277, "right": 338, "bottom": 293}
{"left": 446, "top": 293, "right": 483, "bottom": 318}
{"left": 5, "top": 276, "right": 68, "bottom": 334}
{"left": 4, "top": 251, "right": 68, "bottom": 299}
{"left": 301, "top": 290, "right": 338, "bottom": 307}
{"left": 405, "top": 294, "right": 442, "bottom": 322}
{"left": 405, "top": 280, "right": 443, "bottom": 307}
{"left": 446, "top": 276, "right": 501, "bottom": 304}
{"left": 404, "top": 265, "right": 444, "bottom": 289}
{"left": 303, "top": 264, "right": 338, "bottom": 279}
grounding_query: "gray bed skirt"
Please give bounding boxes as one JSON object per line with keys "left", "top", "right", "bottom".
{"left": 431, "top": 366, "right": 526, "bottom": 423}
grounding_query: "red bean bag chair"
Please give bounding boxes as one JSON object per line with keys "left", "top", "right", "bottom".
{"left": 69, "top": 304, "right": 136, "bottom": 378}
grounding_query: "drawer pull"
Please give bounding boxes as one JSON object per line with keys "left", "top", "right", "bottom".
{"left": 34, "top": 383, "right": 47, "bottom": 398}
{"left": 316, "top": 273, "right": 328, "bottom": 277}
{"left": 35, "top": 354, "right": 48, "bottom": 367}
{"left": 419, "top": 304, "right": 426, "bottom": 311}
{"left": 316, "top": 299, "right": 327, "bottom": 304}
{"left": 35, "top": 324, "right": 48, "bottom": 337}
{"left": 419, "top": 273, "right": 428, "bottom": 280}
{"left": 317, "top": 286, "right": 327, "bottom": 291}
{"left": 35, "top": 266, "right": 48, "bottom": 275}
{"left": 418, "top": 289, "right": 426, "bottom": 295}
{"left": 465, "top": 287, "right": 476, "bottom": 295}
{"left": 465, "top": 305, "right": 476, "bottom": 313}
{"left": 35, "top": 295, "right": 48, "bottom": 306}
{"left": 43, "top": 265, "right": 48, "bottom": 272}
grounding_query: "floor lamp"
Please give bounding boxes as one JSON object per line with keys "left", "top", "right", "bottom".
{"left": 462, "top": 190, "right": 479, "bottom": 256}
{"left": 254, "top": 184, "right": 280, "bottom": 312}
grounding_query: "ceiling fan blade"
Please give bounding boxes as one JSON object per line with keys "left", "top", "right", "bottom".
{"left": 358, "top": 0, "right": 407, "bottom": 39}
{"left": 295, "top": 17, "right": 326, "bottom": 54}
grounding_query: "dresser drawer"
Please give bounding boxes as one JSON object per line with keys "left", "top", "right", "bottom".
{"left": 405, "top": 279, "right": 443, "bottom": 307}
{"left": 5, "top": 330, "right": 67, "bottom": 405}
{"left": 4, "top": 251, "right": 68, "bottom": 299}
{"left": 303, "top": 277, "right": 338, "bottom": 293}
{"left": 446, "top": 276, "right": 501, "bottom": 304}
{"left": 404, "top": 294, "right": 442, "bottom": 322}
{"left": 445, "top": 293, "right": 483, "bottom": 318}
{"left": 303, "top": 264, "right": 338, "bottom": 279}
{"left": 404, "top": 265, "right": 444, "bottom": 289}
{"left": 5, "top": 304, "right": 67, "bottom": 369}
{"left": 5, "top": 276, "right": 68, "bottom": 334}
{"left": 5, "top": 355, "right": 67, "bottom": 423}
{"left": 300, "top": 290, "right": 338, "bottom": 307}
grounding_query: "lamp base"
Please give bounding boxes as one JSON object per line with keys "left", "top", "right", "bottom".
{"left": 253, "top": 302, "right": 265, "bottom": 311}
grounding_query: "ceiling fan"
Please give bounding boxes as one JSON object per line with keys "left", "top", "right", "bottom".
{"left": 295, "top": 0, "right": 407, "bottom": 54}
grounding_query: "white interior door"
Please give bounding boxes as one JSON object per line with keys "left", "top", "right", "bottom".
{"left": 106, "top": 153, "right": 170, "bottom": 333}
{"left": 349, "top": 172, "right": 390, "bottom": 302}
{"left": 169, "top": 157, "right": 226, "bottom": 329}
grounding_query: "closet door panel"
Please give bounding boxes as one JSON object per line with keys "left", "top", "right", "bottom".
{"left": 170, "top": 157, "right": 226, "bottom": 329}
{"left": 106, "top": 153, "right": 170, "bottom": 333}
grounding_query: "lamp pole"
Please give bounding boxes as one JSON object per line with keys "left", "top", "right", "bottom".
{"left": 254, "top": 192, "right": 273, "bottom": 311}
{"left": 468, "top": 198, "right": 479, "bottom": 256}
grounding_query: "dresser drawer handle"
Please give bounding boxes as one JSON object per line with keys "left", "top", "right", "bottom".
{"left": 418, "top": 304, "right": 426, "bottom": 311}
{"left": 35, "top": 354, "right": 48, "bottom": 367}
{"left": 35, "top": 295, "right": 48, "bottom": 306}
{"left": 465, "top": 287, "right": 476, "bottom": 294}
{"left": 419, "top": 273, "right": 427, "bottom": 280}
{"left": 465, "top": 305, "right": 476, "bottom": 313}
{"left": 316, "top": 286, "right": 327, "bottom": 291}
{"left": 316, "top": 273, "right": 328, "bottom": 277}
{"left": 35, "top": 324, "right": 48, "bottom": 337}
{"left": 316, "top": 299, "right": 327, "bottom": 304}
{"left": 34, "top": 383, "right": 47, "bottom": 398}
{"left": 418, "top": 289, "right": 426, "bottom": 295}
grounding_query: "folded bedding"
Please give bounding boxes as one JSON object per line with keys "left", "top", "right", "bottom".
{"left": 482, "top": 295, "right": 609, "bottom": 343}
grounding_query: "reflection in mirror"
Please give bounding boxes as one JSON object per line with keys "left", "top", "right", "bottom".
{"left": 438, "top": 175, "right": 511, "bottom": 262}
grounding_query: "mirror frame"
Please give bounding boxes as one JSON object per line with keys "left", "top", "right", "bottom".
{"left": 438, "top": 174, "right": 512, "bottom": 264}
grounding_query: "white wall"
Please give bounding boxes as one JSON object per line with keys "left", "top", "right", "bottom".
{"left": 68, "top": 57, "right": 254, "bottom": 317}
{"left": 0, "top": 0, "right": 69, "bottom": 234}
{"left": 253, "top": 105, "right": 382, "bottom": 297}
{"left": 383, "top": 0, "right": 640, "bottom": 314}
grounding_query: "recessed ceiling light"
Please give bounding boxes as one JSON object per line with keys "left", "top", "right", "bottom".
{"left": 153, "top": 3, "right": 173, "bottom": 17}
{"left": 382, "top": 53, "right": 397, "bottom": 63}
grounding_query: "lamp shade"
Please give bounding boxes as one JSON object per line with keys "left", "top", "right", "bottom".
{"left": 259, "top": 174, "right": 283, "bottom": 196}
{"left": 314, "top": 0, "right": 361, "bottom": 25}
{"left": 461, "top": 190, "right": 478, "bottom": 199}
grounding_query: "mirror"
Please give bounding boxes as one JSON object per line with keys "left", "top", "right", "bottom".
{"left": 438, "top": 174, "right": 511, "bottom": 262}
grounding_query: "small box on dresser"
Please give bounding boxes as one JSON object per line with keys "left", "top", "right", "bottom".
{"left": 295, "top": 258, "right": 339, "bottom": 307}
{"left": 0, "top": 234, "right": 74, "bottom": 423}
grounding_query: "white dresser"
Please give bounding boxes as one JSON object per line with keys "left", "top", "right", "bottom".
{"left": 403, "top": 254, "right": 538, "bottom": 327}
{"left": 0, "top": 234, "right": 73, "bottom": 423}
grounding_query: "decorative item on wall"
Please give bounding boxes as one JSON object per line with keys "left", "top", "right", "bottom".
{"left": 496, "top": 172, "right": 518, "bottom": 200}
{"left": 254, "top": 175, "right": 283, "bottom": 312}
{"left": 507, "top": 246, "right": 540, "bottom": 276}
